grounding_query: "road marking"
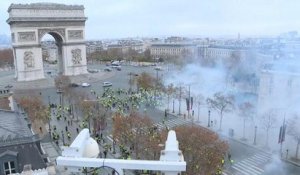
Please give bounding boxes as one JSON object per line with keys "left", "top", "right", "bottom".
{"left": 234, "top": 163, "right": 260, "bottom": 175}
{"left": 237, "top": 161, "right": 263, "bottom": 174}
{"left": 232, "top": 166, "right": 252, "bottom": 175}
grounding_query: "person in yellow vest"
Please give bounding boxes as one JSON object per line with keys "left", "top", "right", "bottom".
{"left": 221, "top": 159, "right": 225, "bottom": 167}
{"left": 67, "top": 131, "right": 71, "bottom": 140}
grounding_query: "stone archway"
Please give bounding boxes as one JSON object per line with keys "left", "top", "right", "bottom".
{"left": 7, "top": 3, "right": 88, "bottom": 81}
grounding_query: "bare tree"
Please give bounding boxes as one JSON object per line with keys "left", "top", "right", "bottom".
{"left": 260, "top": 109, "right": 277, "bottom": 147}
{"left": 206, "top": 92, "right": 234, "bottom": 130}
{"left": 287, "top": 115, "right": 300, "bottom": 159}
{"left": 238, "top": 102, "right": 255, "bottom": 140}
{"left": 14, "top": 94, "right": 49, "bottom": 135}
{"left": 136, "top": 72, "right": 156, "bottom": 90}
{"left": 164, "top": 83, "right": 176, "bottom": 111}
{"left": 54, "top": 75, "right": 71, "bottom": 107}
{"left": 0, "top": 48, "right": 14, "bottom": 67}
{"left": 195, "top": 94, "right": 204, "bottom": 122}
{"left": 175, "top": 126, "right": 228, "bottom": 175}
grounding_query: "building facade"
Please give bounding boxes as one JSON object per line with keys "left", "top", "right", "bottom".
{"left": 257, "top": 61, "right": 300, "bottom": 113}
{"left": 150, "top": 43, "right": 196, "bottom": 59}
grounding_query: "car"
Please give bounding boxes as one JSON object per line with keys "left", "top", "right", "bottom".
{"left": 154, "top": 66, "right": 162, "bottom": 70}
{"left": 104, "top": 67, "right": 112, "bottom": 72}
{"left": 81, "top": 83, "right": 91, "bottom": 87}
{"left": 102, "top": 82, "right": 112, "bottom": 87}
{"left": 116, "top": 67, "right": 122, "bottom": 71}
{"left": 69, "top": 83, "right": 80, "bottom": 87}
{"left": 87, "top": 69, "right": 99, "bottom": 73}
{"left": 5, "top": 85, "right": 13, "bottom": 89}
{"left": 56, "top": 89, "right": 63, "bottom": 93}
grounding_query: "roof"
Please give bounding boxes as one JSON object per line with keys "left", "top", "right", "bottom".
{"left": 151, "top": 43, "right": 196, "bottom": 47}
{"left": 0, "top": 110, "right": 46, "bottom": 171}
{"left": 262, "top": 61, "right": 300, "bottom": 75}
{"left": 0, "top": 143, "right": 46, "bottom": 171}
{"left": 8, "top": 3, "right": 84, "bottom": 12}
{"left": 0, "top": 110, "right": 33, "bottom": 142}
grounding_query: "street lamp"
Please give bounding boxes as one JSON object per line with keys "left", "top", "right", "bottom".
{"left": 197, "top": 102, "right": 200, "bottom": 123}
{"left": 187, "top": 85, "right": 191, "bottom": 119}
{"left": 48, "top": 96, "right": 52, "bottom": 136}
{"left": 208, "top": 110, "right": 211, "bottom": 127}
{"left": 178, "top": 85, "right": 182, "bottom": 116}
{"left": 61, "top": 130, "right": 65, "bottom": 145}
{"left": 253, "top": 126, "right": 257, "bottom": 145}
{"left": 172, "top": 99, "right": 175, "bottom": 113}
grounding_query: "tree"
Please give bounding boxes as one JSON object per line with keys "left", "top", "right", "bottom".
{"left": 108, "top": 48, "right": 123, "bottom": 60}
{"left": 0, "top": 48, "right": 14, "bottom": 67}
{"left": 206, "top": 92, "right": 234, "bottom": 130}
{"left": 136, "top": 72, "right": 156, "bottom": 90}
{"left": 54, "top": 75, "right": 71, "bottom": 92}
{"left": 164, "top": 83, "right": 176, "bottom": 111}
{"left": 287, "top": 115, "right": 300, "bottom": 159}
{"left": 80, "top": 99, "right": 96, "bottom": 132}
{"left": 112, "top": 112, "right": 154, "bottom": 159}
{"left": 128, "top": 72, "right": 138, "bottom": 92}
{"left": 195, "top": 94, "right": 205, "bottom": 122}
{"left": 238, "top": 102, "right": 255, "bottom": 140}
{"left": 260, "top": 109, "right": 277, "bottom": 147}
{"left": 144, "top": 48, "right": 151, "bottom": 60}
{"left": 175, "top": 126, "right": 228, "bottom": 175}
{"left": 54, "top": 75, "right": 71, "bottom": 107}
{"left": 14, "top": 95, "right": 50, "bottom": 134}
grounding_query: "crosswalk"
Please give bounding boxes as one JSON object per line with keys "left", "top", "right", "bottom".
{"left": 230, "top": 152, "right": 271, "bottom": 175}
{"left": 153, "top": 117, "right": 192, "bottom": 130}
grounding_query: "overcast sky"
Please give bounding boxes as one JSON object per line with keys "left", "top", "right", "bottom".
{"left": 0, "top": 0, "right": 299, "bottom": 39}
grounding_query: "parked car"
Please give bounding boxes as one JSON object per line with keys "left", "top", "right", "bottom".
{"left": 5, "top": 85, "right": 13, "bottom": 89}
{"left": 81, "top": 83, "right": 91, "bottom": 87}
{"left": 69, "top": 83, "right": 80, "bottom": 87}
{"left": 154, "top": 66, "right": 162, "bottom": 70}
{"left": 104, "top": 67, "right": 112, "bottom": 72}
{"left": 87, "top": 69, "right": 99, "bottom": 73}
{"left": 111, "top": 65, "right": 121, "bottom": 68}
{"left": 102, "top": 82, "right": 112, "bottom": 87}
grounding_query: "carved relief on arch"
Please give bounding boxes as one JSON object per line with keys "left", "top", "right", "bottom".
{"left": 71, "top": 48, "right": 82, "bottom": 65}
{"left": 68, "top": 30, "right": 83, "bottom": 40}
{"left": 23, "top": 51, "right": 35, "bottom": 69}
{"left": 38, "top": 28, "right": 66, "bottom": 41}
{"left": 18, "top": 32, "right": 36, "bottom": 42}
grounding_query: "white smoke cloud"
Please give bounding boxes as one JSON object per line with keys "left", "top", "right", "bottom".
{"left": 164, "top": 63, "right": 227, "bottom": 98}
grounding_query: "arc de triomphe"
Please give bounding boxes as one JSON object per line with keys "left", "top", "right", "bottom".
{"left": 7, "top": 3, "right": 88, "bottom": 81}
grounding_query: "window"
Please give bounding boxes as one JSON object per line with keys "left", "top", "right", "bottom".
{"left": 4, "top": 161, "right": 16, "bottom": 175}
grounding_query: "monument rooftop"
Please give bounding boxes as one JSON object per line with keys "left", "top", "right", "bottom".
{"left": 7, "top": 3, "right": 87, "bottom": 24}
{"left": 8, "top": 3, "right": 84, "bottom": 11}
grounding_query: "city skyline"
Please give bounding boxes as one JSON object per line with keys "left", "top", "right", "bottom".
{"left": 0, "top": 0, "right": 299, "bottom": 40}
